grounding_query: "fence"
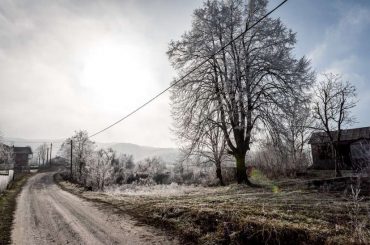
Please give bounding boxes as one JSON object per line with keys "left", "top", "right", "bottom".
{"left": 0, "top": 169, "right": 14, "bottom": 193}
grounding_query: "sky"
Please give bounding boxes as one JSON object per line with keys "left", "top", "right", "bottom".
{"left": 0, "top": 0, "right": 369, "bottom": 148}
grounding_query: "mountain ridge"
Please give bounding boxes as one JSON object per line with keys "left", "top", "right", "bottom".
{"left": 2, "top": 138, "right": 180, "bottom": 163}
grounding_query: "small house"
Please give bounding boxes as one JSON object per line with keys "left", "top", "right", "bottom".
{"left": 308, "top": 127, "right": 370, "bottom": 170}
{"left": 13, "top": 146, "right": 33, "bottom": 172}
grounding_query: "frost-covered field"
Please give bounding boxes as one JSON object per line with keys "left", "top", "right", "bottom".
{"left": 105, "top": 183, "right": 222, "bottom": 197}
{"left": 0, "top": 170, "right": 14, "bottom": 193}
{"left": 58, "top": 176, "right": 370, "bottom": 244}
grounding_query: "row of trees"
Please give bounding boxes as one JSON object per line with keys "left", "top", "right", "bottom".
{"left": 168, "top": 0, "right": 358, "bottom": 184}
{"left": 35, "top": 143, "right": 51, "bottom": 166}
{"left": 59, "top": 131, "right": 218, "bottom": 190}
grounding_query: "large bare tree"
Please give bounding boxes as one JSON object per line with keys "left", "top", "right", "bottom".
{"left": 313, "top": 73, "right": 357, "bottom": 177}
{"left": 168, "top": 0, "right": 314, "bottom": 184}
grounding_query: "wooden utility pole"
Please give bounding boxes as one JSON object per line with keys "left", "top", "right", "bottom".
{"left": 46, "top": 148, "right": 49, "bottom": 166}
{"left": 49, "top": 143, "right": 53, "bottom": 166}
{"left": 70, "top": 140, "right": 73, "bottom": 178}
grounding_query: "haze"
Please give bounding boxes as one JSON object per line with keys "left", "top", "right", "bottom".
{"left": 0, "top": 0, "right": 369, "bottom": 147}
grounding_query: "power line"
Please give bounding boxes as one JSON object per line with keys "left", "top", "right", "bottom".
{"left": 1, "top": 139, "right": 64, "bottom": 144}
{"left": 4, "top": 0, "right": 288, "bottom": 143}
{"left": 88, "top": 0, "right": 288, "bottom": 139}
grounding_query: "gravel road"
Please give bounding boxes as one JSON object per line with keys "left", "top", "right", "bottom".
{"left": 11, "top": 172, "right": 178, "bottom": 245}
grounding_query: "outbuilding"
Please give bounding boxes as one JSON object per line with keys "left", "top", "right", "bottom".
{"left": 308, "top": 127, "right": 370, "bottom": 170}
{"left": 13, "top": 146, "right": 33, "bottom": 172}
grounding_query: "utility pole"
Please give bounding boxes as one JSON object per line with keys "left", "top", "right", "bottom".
{"left": 49, "top": 143, "right": 53, "bottom": 166}
{"left": 70, "top": 140, "right": 73, "bottom": 178}
{"left": 46, "top": 148, "right": 49, "bottom": 166}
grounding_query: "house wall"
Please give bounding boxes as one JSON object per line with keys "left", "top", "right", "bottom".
{"left": 311, "top": 143, "right": 353, "bottom": 170}
{"left": 14, "top": 153, "right": 30, "bottom": 173}
{"left": 15, "top": 153, "right": 29, "bottom": 166}
{"left": 350, "top": 139, "right": 370, "bottom": 170}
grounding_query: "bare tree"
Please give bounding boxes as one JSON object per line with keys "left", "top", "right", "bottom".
{"left": 0, "top": 144, "right": 13, "bottom": 165}
{"left": 60, "top": 130, "right": 95, "bottom": 183}
{"left": 265, "top": 97, "right": 314, "bottom": 174}
{"left": 312, "top": 73, "right": 357, "bottom": 177}
{"left": 36, "top": 143, "right": 48, "bottom": 166}
{"left": 180, "top": 112, "right": 229, "bottom": 185}
{"left": 87, "top": 148, "right": 115, "bottom": 190}
{"left": 168, "top": 0, "right": 314, "bottom": 184}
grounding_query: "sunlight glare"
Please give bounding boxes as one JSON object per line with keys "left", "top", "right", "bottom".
{"left": 80, "top": 40, "right": 157, "bottom": 113}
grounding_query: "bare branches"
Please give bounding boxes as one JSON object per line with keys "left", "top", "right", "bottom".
{"left": 168, "top": 0, "right": 313, "bottom": 184}
{"left": 313, "top": 73, "right": 357, "bottom": 138}
{"left": 312, "top": 73, "right": 358, "bottom": 176}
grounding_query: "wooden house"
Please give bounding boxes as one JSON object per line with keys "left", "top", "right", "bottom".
{"left": 13, "top": 146, "right": 33, "bottom": 173}
{"left": 308, "top": 127, "right": 370, "bottom": 170}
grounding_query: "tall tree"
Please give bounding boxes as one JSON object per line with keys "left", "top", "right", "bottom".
{"left": 312, "top": 73, "right": 357, "bottom": 177}
{"left": 179, "top": 111, "right": 228, "bottom": 185}
{"left": 168, "top": 0, "right": 314, "bottom": 184}
{"left": 36, "top": 143, "right": 48, "bottom": 165}
{"left": 87, "top": 148, "right": 115, "bottom": 190}
{"left": 60, "top": 130, "right": 95, "bottom": 183}
{"left": 266, "top": 97, "right": 313, "bottom": 172}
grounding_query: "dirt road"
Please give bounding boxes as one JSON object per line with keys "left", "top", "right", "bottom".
{"left": 11, "top": 172, "right": 178, "bottom": 245}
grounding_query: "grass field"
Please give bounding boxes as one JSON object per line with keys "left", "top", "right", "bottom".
{"left": 57, "top": 173, "right": 370, "bottom": 245}
{"left": 0, "top": 174, "right": 31, "bottom": 245}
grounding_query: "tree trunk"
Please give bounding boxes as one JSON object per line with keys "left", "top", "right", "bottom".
{"left": 235, "top": 153, "right": 253, "bottom": 186}
{"left": 215, "top": 164, "right": 225, "bottom": 186}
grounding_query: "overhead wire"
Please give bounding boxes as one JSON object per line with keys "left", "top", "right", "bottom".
{"left": 88, "top": 0, "right": 288, "bottom": 139}
{"left": 3, "top": 0, "right": 288, "bottom": 144}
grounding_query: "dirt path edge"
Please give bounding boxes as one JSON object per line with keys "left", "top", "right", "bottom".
{"left": 53, "top": 173, "right": 185, "bottom": 244}
{"left": 0, "top": 174, "right": 33, "bottom": 245}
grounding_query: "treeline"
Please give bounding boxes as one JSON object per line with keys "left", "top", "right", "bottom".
{"left": 58, "top": 131, "right": 224, "bottom": 190}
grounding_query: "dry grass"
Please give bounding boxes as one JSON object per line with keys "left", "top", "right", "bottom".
{"left": 56, "top": 174, "right": 370, "bottom": 244}
{"left": 0, "top": 173, "right": 32, "bottom": 245}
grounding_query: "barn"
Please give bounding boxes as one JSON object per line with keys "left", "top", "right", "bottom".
{"left": 308, "top": 127, "right": 370, "bottom": 170}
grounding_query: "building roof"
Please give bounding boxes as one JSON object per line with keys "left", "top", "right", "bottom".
{"left": 13, "top": 146, "right": 33, "bottom": 155}
{"left": 308, "top": 127, "right": 370, "bottom": 144}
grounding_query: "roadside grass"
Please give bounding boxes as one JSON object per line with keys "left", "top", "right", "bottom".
{"left": 0, "top": 173, "right": 31, "bottom": 245}
{"left": 55, "top": 173, "right": 370, "bottom": 244}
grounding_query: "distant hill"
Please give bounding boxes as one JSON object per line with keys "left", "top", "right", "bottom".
{"left": 96, "top": 142, "right": 180, "bottom": 163}
{"left": 3, "top": 138, "right": 180, "bottom": 164}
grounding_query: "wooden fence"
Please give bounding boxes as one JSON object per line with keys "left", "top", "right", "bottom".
{"left": 0, "top": 169, "right": 14, "bottom": 193}
{"left": 0, "top": 164, "right": 14, "bottom": 175}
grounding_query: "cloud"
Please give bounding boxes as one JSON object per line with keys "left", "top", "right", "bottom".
{"left": 308, "top": 3, "right": 370, "bottom": 127}
{"left": 0, "top": 0, "right": 202, "bottom": 147}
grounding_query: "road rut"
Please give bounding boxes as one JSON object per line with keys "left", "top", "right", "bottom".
{"left": 11, "top": 172, "right": 177, "bottom": 245}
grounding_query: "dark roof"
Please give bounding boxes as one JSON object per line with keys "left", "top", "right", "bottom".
{"left": 308, "top": 127, "right": 370, "bottom": 144}
{"left": 13, "top": 146, "right": 33, "bottom": 155}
